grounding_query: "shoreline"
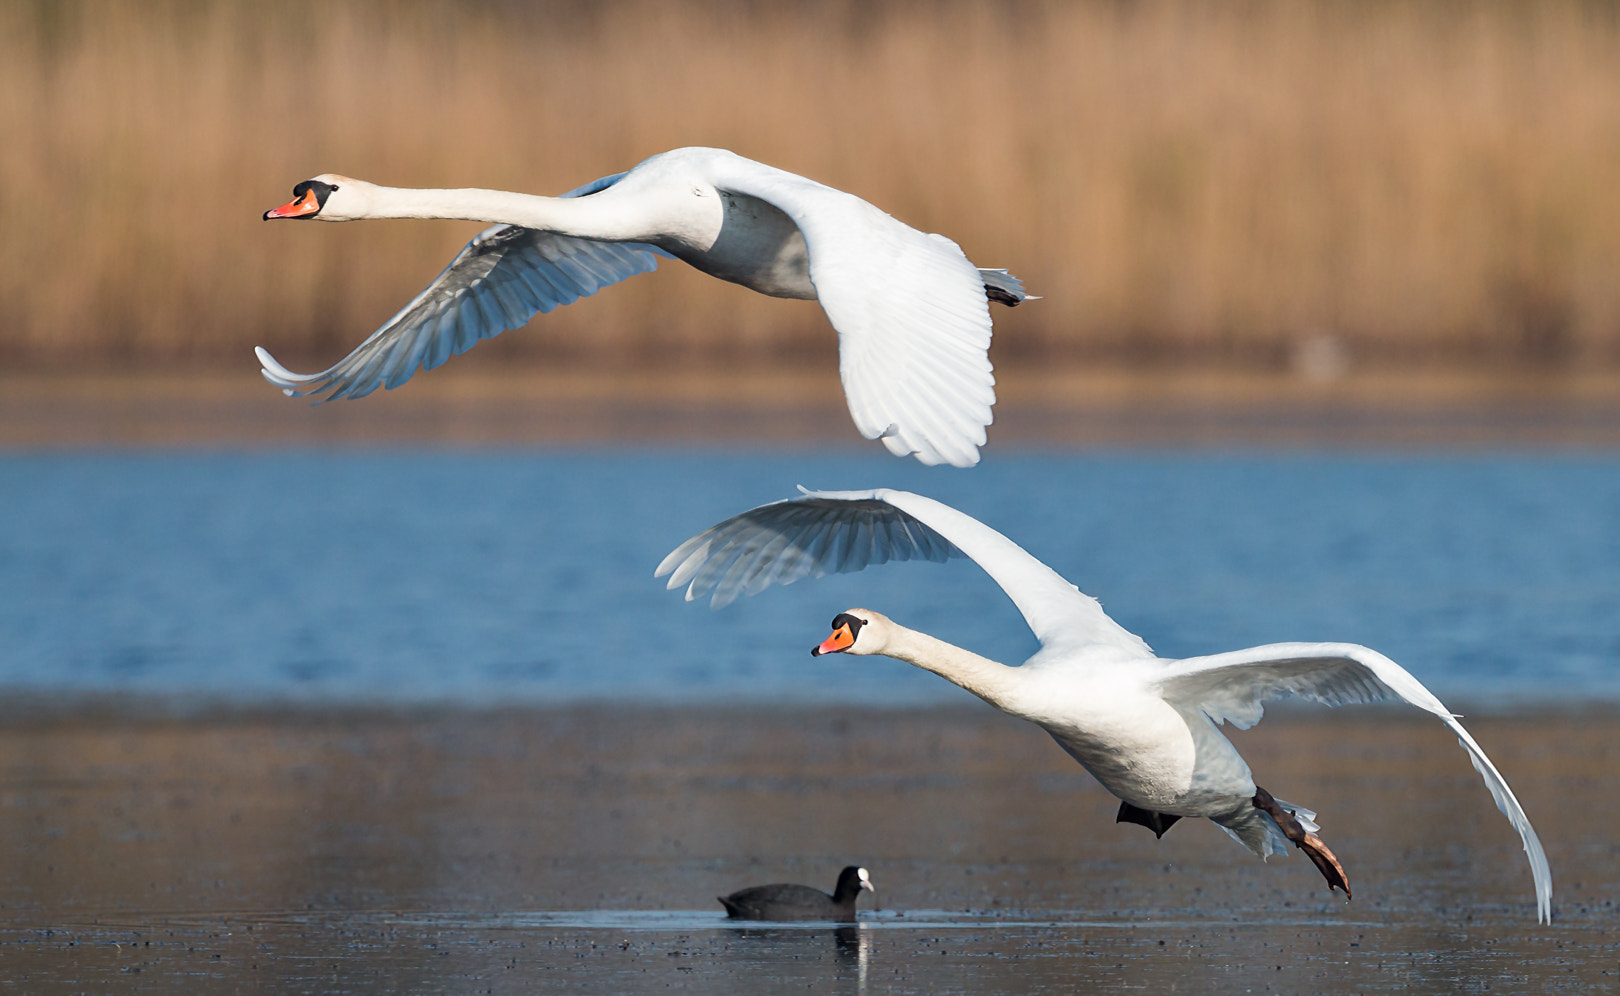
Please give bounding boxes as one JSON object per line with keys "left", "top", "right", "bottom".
{"left": 4, "top": 368, "right": 1620, "bottom": 448}
{"left": 0, "top": 693, "right": 1616, "bottom": 728}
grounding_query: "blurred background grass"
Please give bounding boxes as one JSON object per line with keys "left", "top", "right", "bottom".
{"left": 2, "top": 0, "right": 1619, "bottom": 383}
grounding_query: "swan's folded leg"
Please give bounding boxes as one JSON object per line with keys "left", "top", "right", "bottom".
{"left": 1253, "top": 786, "right": 1352, "bottom": 900}
{"left": 1116, "top": 800, "right": 1183, "bottom": 839}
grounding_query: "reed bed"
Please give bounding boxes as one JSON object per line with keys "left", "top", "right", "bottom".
{"left": 2, "top": 0, "right": 1619, "bottom": 377}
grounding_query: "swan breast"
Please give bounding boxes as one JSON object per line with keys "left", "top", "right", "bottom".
{"left": 1021, "top": 678, "right": 1203, "bottom": 810}
{"left": 672, "top": 192, "right": 816, "bottom": 300}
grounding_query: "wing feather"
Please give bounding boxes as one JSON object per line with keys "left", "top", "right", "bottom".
{"left": 656, "top": 491, "right": 962, "bottom": 609}
{"left": 1155, "top": 643, "right": 1552, "bottom": 923}
{"left": 708, "top": 162, "right": 998, "bottom": 467}
{"left": 484, "top": 271, "right": 532, "bottom": 327}
{"left": 424, "top": 310, "right": 458, "bottom": 370}
{"left": 657, "top": 488, "right": 1153, "bottom": 659}
{"left": 511, "top": 262, "right": 564, "bottom": 310}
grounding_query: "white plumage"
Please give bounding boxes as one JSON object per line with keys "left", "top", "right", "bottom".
{"left": 657, "top": 487, "right": 1553, "bottom": 923}
{"left": 258, "top": 148, "right": 1029, "bottom": 467}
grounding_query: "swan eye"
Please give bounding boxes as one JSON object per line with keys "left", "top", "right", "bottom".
{"left": 289, "top": 179, "right": 337, "bottom": 211}
{"left": 830, "top": 612, "right": 866, "bottom": 642}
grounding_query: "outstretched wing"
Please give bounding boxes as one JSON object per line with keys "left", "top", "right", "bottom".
{"left": 1155, "top": 642, "right": 1552, "bottom": 924}
{"left": 710, "top": 161, "right": 999, "bottom": 468}
{"left": 256, "top": 173, "right": 670, "bottom": 402}
{"left": 656, "top": 488, "right": 1153, "bottom": 659}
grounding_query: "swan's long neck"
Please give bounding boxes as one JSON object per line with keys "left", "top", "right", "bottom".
{"left": 360, "top": 185, "right": 650, "bottom": 241}
{"left": 878, "top": 624, "right": 1024, "bottom": 713}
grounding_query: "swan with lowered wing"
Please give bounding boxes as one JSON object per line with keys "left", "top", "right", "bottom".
{"left": 657, "top": 487, "right": 1552, "bottom": 922}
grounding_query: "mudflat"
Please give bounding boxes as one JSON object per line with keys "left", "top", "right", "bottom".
{"left": 0, "top": 703, "right": 1613, "bottom": 993}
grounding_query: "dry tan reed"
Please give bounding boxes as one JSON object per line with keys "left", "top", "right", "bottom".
{"left": 2, "top": 0, "right": 1619, "bottom": 376}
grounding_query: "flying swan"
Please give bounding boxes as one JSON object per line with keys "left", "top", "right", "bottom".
{"left": 258, "top": 147, "right": 1031, "bottom": 467}
{"left": 656, "top": 487, "right": 1553, "bottom": 922}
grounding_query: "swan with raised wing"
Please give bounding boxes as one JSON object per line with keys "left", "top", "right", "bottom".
{"left": 656, "top": 487, "right": 1552, "bottom": 922}
{"left": 258, "top": 148, "right": 1030, "bottom": 467}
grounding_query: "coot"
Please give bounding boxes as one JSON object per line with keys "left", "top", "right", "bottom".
{"left": 718, "top": 865, "right": 875, "bottom": 921}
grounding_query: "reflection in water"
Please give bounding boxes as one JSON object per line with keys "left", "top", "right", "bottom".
{"left": 724, "top": 923, "right": 870, "bottom": 992}
{"left": 834, "top": 925, "right": 870, "bottom": 992}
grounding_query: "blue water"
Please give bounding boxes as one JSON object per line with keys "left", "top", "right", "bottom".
{"left": 2, "top": 450, "right": 1617, "bottom": 706}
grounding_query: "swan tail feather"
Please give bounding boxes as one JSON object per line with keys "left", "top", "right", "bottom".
{"left": 979, "top": 268, "right": 1038, "bottom": 306}
{"left": 1212, "top": 800, "right": 1323, "bottom": 861}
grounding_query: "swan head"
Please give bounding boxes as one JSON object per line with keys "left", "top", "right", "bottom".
{"left": 263, "top": 174, "right": 370, "bottom": 221}
{"left": 811, "top": 609, "right": 891, "bottom": 657}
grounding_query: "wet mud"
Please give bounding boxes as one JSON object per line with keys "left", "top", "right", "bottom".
{"left": 1, "top": 704, "right": 1615, "bottom": 993}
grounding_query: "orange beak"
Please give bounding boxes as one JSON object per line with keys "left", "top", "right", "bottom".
{"left": 264, "top": 188, "right": 322, "bottom": 220}
{"left": 811, "top": 622, "right": 855, "bottom": 657}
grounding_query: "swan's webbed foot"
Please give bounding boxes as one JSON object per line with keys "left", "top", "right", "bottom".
{"left": 1252, "top": 786, "right": 1352, "bottom": 900}
{"left": 1116, "top": 800, "right": 1182, "bottom": 839}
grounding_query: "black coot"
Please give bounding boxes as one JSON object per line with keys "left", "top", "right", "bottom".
{"left": 718, "top": 865, "right": 875, "bottom": 921}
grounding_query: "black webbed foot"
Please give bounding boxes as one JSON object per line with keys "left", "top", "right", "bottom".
{"left": 1117, "top": 800, "right": 1183, "bottom": 839}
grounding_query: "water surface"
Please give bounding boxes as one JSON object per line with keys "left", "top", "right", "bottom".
{"left": 2, "top": 450, "right": 1616, "bottom": 706}
{"left": 1, "top": 706, "right": 1613, "bottom": 993}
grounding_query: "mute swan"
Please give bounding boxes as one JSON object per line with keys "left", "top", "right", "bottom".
{"left": 258, "top": 147, "right": 1031, "bottom": 467}
{"left": 719, "top": 866, "right": 875, "bottom": 922}
{"left": 656, "top": 488, "right": 1553, "bottom": 922}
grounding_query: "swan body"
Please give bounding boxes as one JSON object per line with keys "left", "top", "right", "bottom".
{"left": 657, "top": 487, "right": 1553, "bottom": 922}
{"left": 259, "top": 148, "right": 1032, "bottom": 467}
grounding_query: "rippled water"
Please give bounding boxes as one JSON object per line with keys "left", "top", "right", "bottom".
{"left": 2, "top": 449, "right": 1617, "bottom": 705}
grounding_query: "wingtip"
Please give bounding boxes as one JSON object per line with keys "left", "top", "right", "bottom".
{"left": 708, "top": 588, "right": 740, "bottom": 611}
{"left": 257, "top": 366, "right": 295, "bottom": 396}
{"left": 254, "top": 345, "right": 308, "bottom": 388}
